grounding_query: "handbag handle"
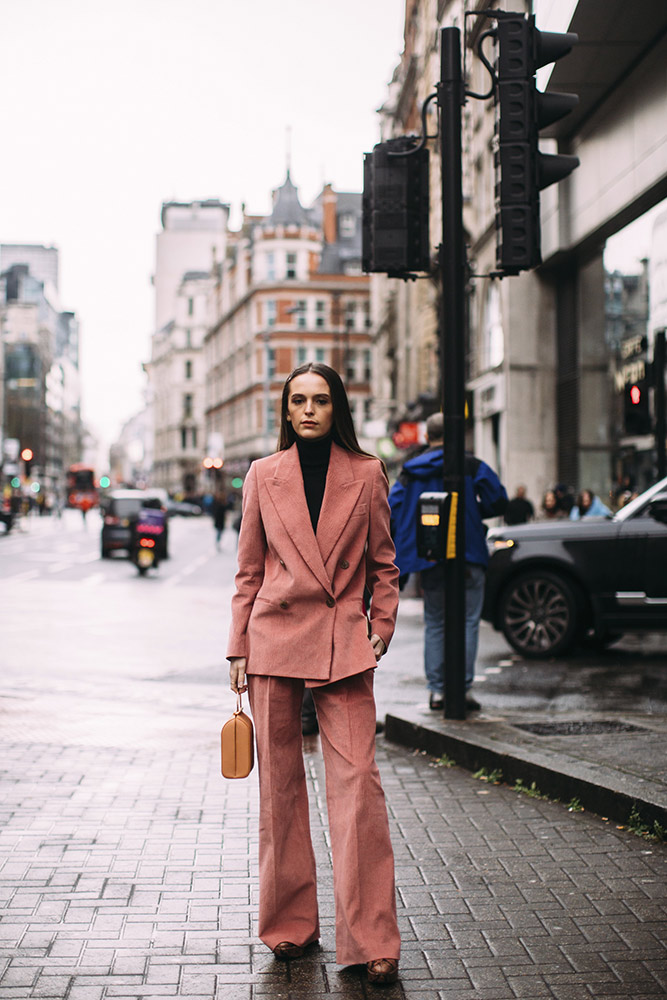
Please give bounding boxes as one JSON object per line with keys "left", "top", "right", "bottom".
{"left": 235, "top": 692, "right": 244, "bottom": 715}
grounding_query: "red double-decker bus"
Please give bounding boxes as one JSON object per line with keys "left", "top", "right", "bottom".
{"left": 66, "top": 464, "right": 98, "bottom": 511}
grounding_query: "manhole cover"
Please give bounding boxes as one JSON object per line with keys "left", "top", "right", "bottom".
{"left": 514, "top": 720, "right": 646, "bottom": 736}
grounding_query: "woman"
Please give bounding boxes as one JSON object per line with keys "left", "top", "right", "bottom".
{"left": 569, "top": 488, "right": 612, "bottom": 520}
{"left": 537, "top": 489, "right": 567, "bottom": 521}
{"left": 227, "top": 363, "right": 400, "bottom": 985}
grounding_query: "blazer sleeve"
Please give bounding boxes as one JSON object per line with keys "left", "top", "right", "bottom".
{"left": 226, "top": 462, "right": 267, "bottom": 659}
{"left": 366, "top": 462, "right": 400, "bottom": 650}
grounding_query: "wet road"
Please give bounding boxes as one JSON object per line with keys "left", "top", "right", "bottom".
{"left": 1, "top": 508, "right": 665, "bottom": 741}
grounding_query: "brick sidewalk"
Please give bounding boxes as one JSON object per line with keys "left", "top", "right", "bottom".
{"left": 1, "top": 735, "right": 666, "bottom": 998}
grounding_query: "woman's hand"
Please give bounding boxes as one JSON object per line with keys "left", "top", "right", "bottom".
{"left": 370, "top": 634, "right": 386, "bottom": 661}
{"left": 229, "top": 657, "right": 248, "bottom": 693}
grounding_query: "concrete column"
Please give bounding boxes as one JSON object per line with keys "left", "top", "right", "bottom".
{"left": 553, "top": 250, "right": 613, "bottom": 499}
{"left": 503, "top": 271, "right": 559, "bottom": 505}
{"left": 576, "top": 252, "right": 613, "bottom": 497}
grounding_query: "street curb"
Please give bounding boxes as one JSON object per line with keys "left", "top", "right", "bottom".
{"left": 385, "top": 713, "right": 667, "bottom": 830}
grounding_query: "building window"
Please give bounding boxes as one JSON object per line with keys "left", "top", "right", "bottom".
{"left": 315, "top": 347, "right": 325, "bottom": 363}
{"left": 191, "top": 427, "right": 197, "bottom": 448}
{"left": 345, "top": 301, "right": 356, "bottom": 330}
{"left": 181, "top": 426, "right": 187, "bottom": 450}
{"left": 266, "top": 399, "right": 275, "bottom": 432}
{"left": 346, "top": 349, "right": 357, "bottom": 383}
{"left": 286, "top": 253, "right": 297, "bottom": 279}
{"left": 483, "top": 284, "right": 504, "bottom": 369}
{"left": 183, "top": 394, "right": 193, "bottom": 418}
{"left": 363, "top": 349, "right": 372, "bottom": 381}
{"left": 363, "top": 303, "right": 371, "bottom": 329}
{"left": 266, "top": 300, "right": 276, "bottom": 327}
{"left": 267, "top": 346, "right": 276, "bottom": 379}
{"left": 315, "top": 300, "right": 325, "bottom": 329}
{"left": 364, "top": 399, "right": 372, "bottom": 421}
{"left": 185, "top": 328, "right": 192, "bottom": 346}
{"left": 266, "top": 252, "right": 275, "bottom": 281}
{"left": 339, "top": 213, "right": 355, "bottom": 238}
{"left": 185, "top": 359, "right": 192, "bottom": 379}
{"left": 297, "top": 346, "right": 307, "bottom": 365}
{"left": 187, "top": 297, "right": 194, "bottom": 316}
{"left": 296, "top": 299, "right": 307, "bottom": 328}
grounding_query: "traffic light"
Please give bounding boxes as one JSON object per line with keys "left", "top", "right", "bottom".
{"left": 362, "top": 136, "right": 430, "bottom": 277}
{"left": 494, "top": 14, "right": 579, "bottom": 274}
{"left": 624, "top": 380, "right": 652, "bottom": 435}
{"left": 20, "top": 447, "right": 33, "bottom": 476}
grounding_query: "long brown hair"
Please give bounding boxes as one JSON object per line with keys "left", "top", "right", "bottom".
{"left": 278, "top": 363, "right": 377, "bottom": 463}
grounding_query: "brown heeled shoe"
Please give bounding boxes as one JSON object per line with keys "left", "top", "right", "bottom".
{"left": 367, "top": 958, "right": 399, "bottom": 984}
{"left": 273, "top": 941, "right": 305, "bottom": 960}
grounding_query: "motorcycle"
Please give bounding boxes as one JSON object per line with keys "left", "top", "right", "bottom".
{"left": 131, "top": 507, "right": 166, "bottom": 575}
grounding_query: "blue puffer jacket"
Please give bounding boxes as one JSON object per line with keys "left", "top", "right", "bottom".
{"left": 388, "top": 447, "right": 507, "bottom": 574}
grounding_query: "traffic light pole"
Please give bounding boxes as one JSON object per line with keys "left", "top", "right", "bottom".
{"left": 438, "top": 27, "right": 467, "bottom": 721}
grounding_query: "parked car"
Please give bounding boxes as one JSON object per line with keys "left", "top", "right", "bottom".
{"left": 482, "top": 476, "right": 667, "bottom": 658}
{"left": 165, "top": 499, "right": 202, "bottom": 517}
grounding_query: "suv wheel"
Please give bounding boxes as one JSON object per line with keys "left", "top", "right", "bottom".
{"left": 499, "top": 570, "right": 582, "bottom": 658}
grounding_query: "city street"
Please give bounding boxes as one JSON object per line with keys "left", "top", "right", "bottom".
{"left": 3, "top": 509, "right": 666, "bottom": 744}
{"left": 1, "top": 511, "right": 667, "bottom": 998}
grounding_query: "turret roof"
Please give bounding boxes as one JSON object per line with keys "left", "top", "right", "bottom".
{"left": 268, "top": 171, "right": 311, "bottom": 226}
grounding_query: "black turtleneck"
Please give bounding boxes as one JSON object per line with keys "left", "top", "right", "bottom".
{"left": 295, "top": 434, "right": 332, "bottom": 532}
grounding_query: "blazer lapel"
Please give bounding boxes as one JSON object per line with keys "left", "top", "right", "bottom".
{"left": 316, "top": 444, "right": 365, "bottom": 565}
{"left": 265, "top": 445, "right": 332, "bottom": 594}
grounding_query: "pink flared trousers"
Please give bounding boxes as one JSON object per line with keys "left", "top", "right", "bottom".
{"left": 247, "top": 670, "right": 400, "bottom": 966}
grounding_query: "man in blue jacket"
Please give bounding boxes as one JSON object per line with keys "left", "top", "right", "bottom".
{"left": 388, "top": 413, "right": 507, "bottom": 711}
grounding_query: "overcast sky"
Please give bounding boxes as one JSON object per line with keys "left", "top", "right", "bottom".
{"left": 1, "top": 0, "right": 405, "bottom": 452}
{"left": 2, "top": 1, "right": 662, "bottom": 460}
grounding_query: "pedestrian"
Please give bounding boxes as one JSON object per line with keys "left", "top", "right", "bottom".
{"left": 554, "top": 483, "right": 575, "bottom": 516}
{"left": 537, "top": 489, "right": 567, "bottom": 521}
{"left": 212, "top": 491, "right": 227, "bottom": 550}
{"left": 569, "top": 488, "right": 612, "bottom": 520}
{"left": 503, "top": 484, "right": 534, "bottom": 525}
{"left": 227, "top": 362, "right": 401, "bottom": 985}
{"left": 388, "top": 412, "right": 507, "bottom": 713}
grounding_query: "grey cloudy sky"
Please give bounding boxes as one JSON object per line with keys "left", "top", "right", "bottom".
{"left": 3, "top": 0, "right": 661, "bottom": 459}
{"left": 1, "top": 0, "right": 405, "bottom": 451}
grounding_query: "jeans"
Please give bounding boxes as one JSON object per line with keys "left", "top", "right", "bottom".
{"left": 423, "top": 563, "right": 486, "bottom": 694}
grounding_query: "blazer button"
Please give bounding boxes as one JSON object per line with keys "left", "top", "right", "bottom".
{"left": 326, "top": 596, "right": 335, "bottom": 608}
{"left": 279, "top": 600, "right": 289, "bottom": 609}
{"left": 339, "top": 559, "right": 349, "bottom": 569}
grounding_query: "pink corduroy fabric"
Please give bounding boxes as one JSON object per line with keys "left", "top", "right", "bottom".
{"left": 247, "top": 670, "right": 401, "bottom": 966}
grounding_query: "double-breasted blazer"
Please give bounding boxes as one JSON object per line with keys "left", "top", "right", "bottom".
{"left": 227, "top": 441, "right": 400, "bottom": 685}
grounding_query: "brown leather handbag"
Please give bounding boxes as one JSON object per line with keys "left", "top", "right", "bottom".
{"left": 221, "top": 693, "right": 255, "bottom": 779}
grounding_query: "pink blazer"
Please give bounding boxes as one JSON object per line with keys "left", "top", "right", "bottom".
{"left": 227, "top": 442, "right": 399, "bottom": 685}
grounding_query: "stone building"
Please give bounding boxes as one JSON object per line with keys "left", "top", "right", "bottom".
{"left": 0, "top": 248, "right": 81, "bottom": 496}
{"left": 372, "top": 0, "right": 667, "bottom": 500}
{"left": 204, "top": 173, "right": 372, "bottom": 474}
{"left": 145, "top": 201, "right": 228, "bottom": 495}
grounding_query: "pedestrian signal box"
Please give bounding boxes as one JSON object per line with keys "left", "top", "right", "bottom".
{"left": 624, "top": 379, "right": 652, "bottom": 435}
{"left": 416, "top": 492, "right": 458, "bottom": 561}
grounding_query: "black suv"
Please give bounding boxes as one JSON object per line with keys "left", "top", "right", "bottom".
{"left": 482, "top": 476, "right": 667, "bottom": 658}
{"left": 100, "top": 489, "right": 150, "bottom": 558}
